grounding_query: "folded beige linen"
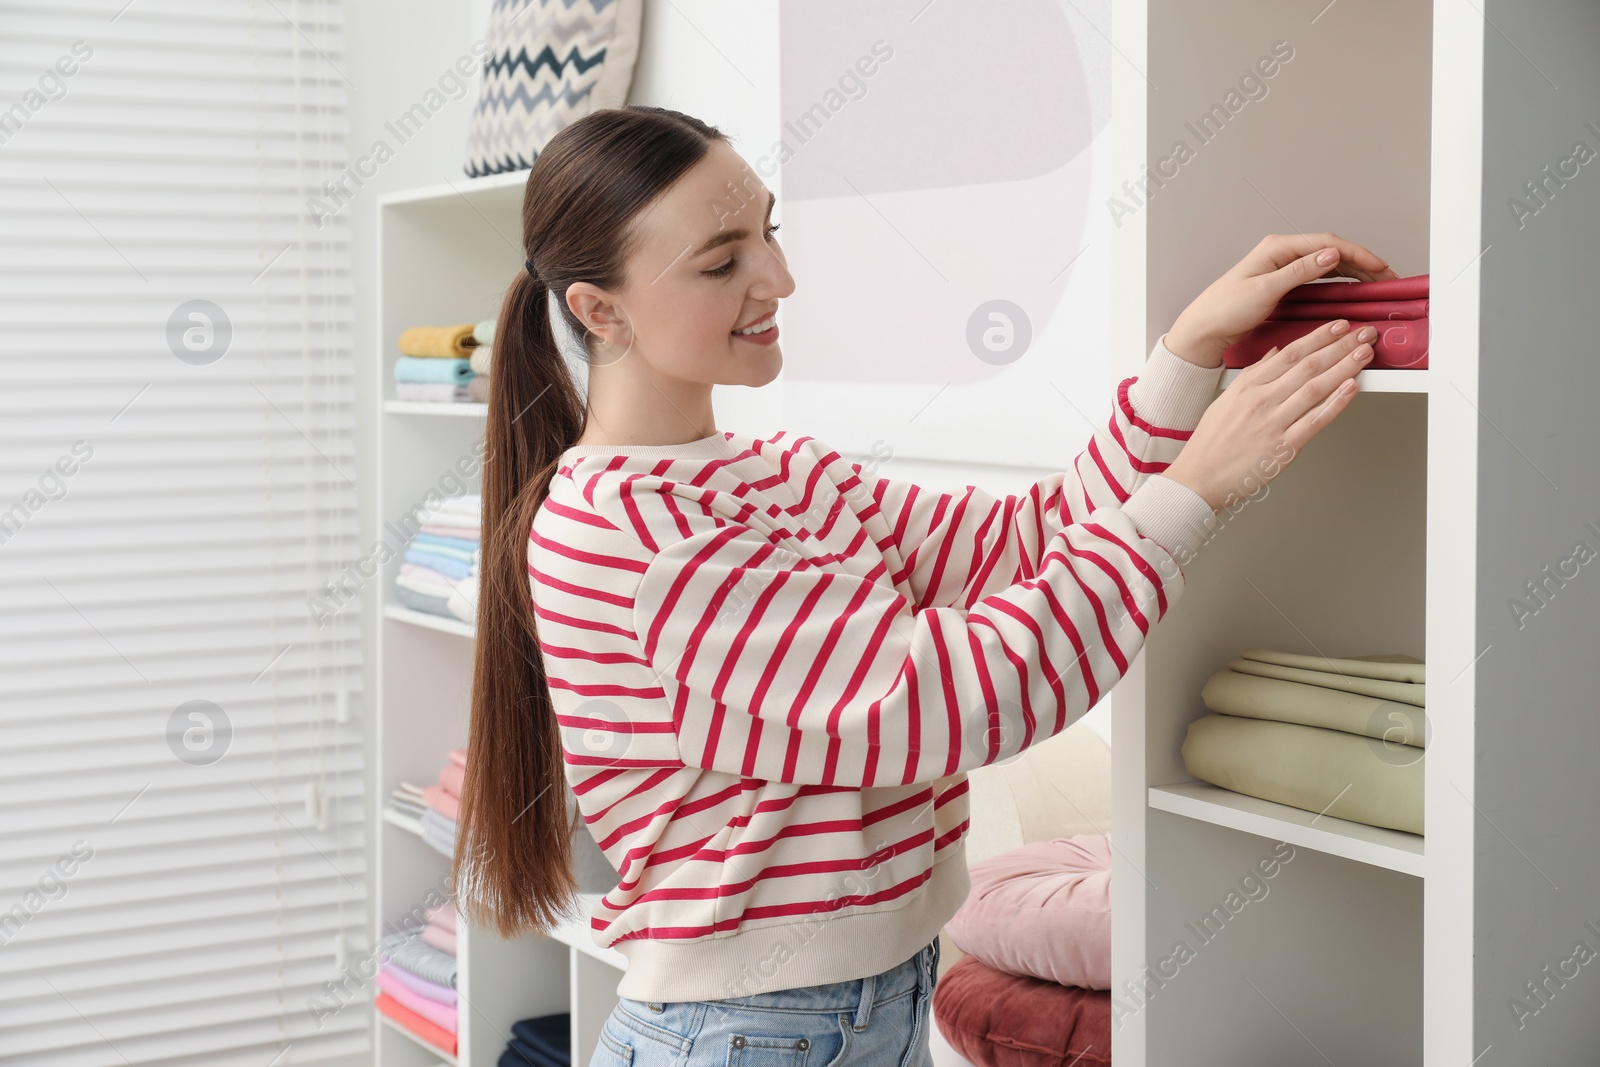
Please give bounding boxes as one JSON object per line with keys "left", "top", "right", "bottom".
{"left": 1227, "top": 657, "right": 1425, "bottom": 707}
{"left": 1238, "top": 647, "right": 1424, "bottom": 684}
{"left": 1201, "top": 669, "right": 1425, "bottom": 747}
{"left": 1181, "top": 713, "right": 1424, "bottom": 835}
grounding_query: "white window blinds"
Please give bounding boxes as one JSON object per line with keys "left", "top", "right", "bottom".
{"left": 0, "top": 1, "right": 367, "bottom": 1064}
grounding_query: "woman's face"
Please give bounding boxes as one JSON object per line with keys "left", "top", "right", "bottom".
{"left": 576, "top": 140, "right": 796, "bottom": 388}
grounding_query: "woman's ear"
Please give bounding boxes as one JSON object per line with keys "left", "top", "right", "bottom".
{"left": 565, "top": 281, "right": 629, "bottom": 348}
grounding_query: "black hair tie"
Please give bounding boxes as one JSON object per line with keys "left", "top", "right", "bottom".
{"left": 524, "top": 258, "right": 537, "bottom": 278}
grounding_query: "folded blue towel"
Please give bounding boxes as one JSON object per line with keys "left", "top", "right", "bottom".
{"left": 403, "top": 548, "right": 472, "bottom": 581}
{"left": 407, "top": 539, "right": 475, "bottom": 564}
{"left": 394, "top": 585, "right": 454, "bottom": 618}
{"left": 394, "top": 355, "right": 475, "bottom": 384}
{"left": 412, "top": 532, "right": 480, "bottom": 555}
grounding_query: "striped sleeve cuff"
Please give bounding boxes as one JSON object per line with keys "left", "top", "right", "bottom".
{"left": 1120, "top": 473, "right": 1219, "bottom": 566}
{"left": 1126, "top": 333, "right": 1226, "bottom": 432}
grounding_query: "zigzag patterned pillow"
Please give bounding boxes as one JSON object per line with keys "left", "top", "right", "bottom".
{"left": 464, "top": 0, "right": 645, "bottom": 178}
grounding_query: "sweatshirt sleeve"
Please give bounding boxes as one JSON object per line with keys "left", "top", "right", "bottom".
{"left": 631, "top": 487, "right": 1194, "bottom": 789}
{"left": 842, "top": 334, "right": 1223, "bottom": 611}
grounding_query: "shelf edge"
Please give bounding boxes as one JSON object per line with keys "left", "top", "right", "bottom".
{"left": 1148, "top": 781, "right": 1424, "bottom": 878}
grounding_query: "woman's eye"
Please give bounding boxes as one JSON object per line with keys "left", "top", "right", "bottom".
{"left": 703, "top": 225, "right": 780, "bottom": 279}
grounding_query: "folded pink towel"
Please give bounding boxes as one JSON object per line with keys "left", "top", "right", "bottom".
{"left": 449, "top": 748, "right": 467, "bottom": 768}
{"left": 423, "top": 785, "right": 459, "bottom": 821}
{"left": 379, "top": 960, "right": 457, "bottom": 1006}
{"left": 398, "top": 563, "right": 459, "bottom": 595}
{"left": 944, "top": 832, "right": 1111, "bottom": 990}
{"left": 421, "top": 922, "right": 457, "bottom": 956}
{"left": 426, "top": 901, "right": 458, "bottom": 931}
{"left": 376, "top": 966, "right": 459, "bottom": 1033}
{"left": 420, "top": 524, "right": 479, "bottom": 540}
{"left": 439, "top": 763, "right": 464, "bottom": 799}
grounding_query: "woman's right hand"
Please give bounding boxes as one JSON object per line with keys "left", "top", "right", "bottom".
{"left": 1162, "top": 318, "right": 1378, "bottom": 512}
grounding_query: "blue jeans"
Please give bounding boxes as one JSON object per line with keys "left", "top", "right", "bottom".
{"left": 589, "top": 937, "right": 942, "bottom": 1067}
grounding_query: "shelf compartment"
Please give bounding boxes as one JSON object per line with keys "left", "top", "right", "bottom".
{"left": 379, "top": 1012, "right": 458, "bottom": 1065}
{"left": 1149, "top": 781, "right": 1423, "bottom": 878}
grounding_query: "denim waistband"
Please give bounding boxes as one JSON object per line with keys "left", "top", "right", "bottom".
{"left": 674, "top": 936, "right": 940, "bottom": 1017}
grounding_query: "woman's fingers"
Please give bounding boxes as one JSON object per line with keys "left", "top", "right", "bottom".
{"left": 1283, "top": 363, "right": 1361, "bottom": 449}
{"left": 1246, "top": 319, "right": 1353, "bottom": 385}
{"left": 1250, "top": 232, "right": 1393, "bottom": 276}
{"left": 1276, "top": 328, "right": 1374, "bottom": 432}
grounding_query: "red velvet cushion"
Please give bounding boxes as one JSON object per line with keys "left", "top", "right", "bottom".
{"left": 932, "top": 955, "right": 1111, "bottom": 1067}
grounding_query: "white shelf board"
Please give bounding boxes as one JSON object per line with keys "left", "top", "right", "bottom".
{"left": 385, "top": 603, "right": 476, "bottom": 639}
{"left": 381, "top": 806, "right": 425, "bottom": 835}
{"left": 550, "top": 893, "right": 627, "bottom": 971}
{"left": 379, "top": 167, "right": 529, "bottom": 209}
{"left": 1148, "top": 781, "right": 1424, "bottom": 878}
{"left": 378, "top": 1013, "right": 457, "bottom": 1065}
{"left": 385, "top": 400, "right": 488, "bottom": 418}
{"left": 1220, "top": 367, "right": 1429, "bottom": 393}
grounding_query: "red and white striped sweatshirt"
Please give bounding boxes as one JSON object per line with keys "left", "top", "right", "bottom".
{"left": 528, "top": 335, "right": 1223, "bottom": 1002}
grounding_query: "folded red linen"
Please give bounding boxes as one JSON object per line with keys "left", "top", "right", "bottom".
{"left": 1224, "top": 317, "right": 1428, "bottom": 369}
{"left": 1223, "top": 272, "right": 1430, "bottom": 369}
{"left": 376, "top": 991, "right": 457, "bottom": 1056}
{"left": 1271, "top": 297, "right": 1427, "bottom": 321}
{"left": 1278, "top": 273, "right": 1429, "bottom": 302}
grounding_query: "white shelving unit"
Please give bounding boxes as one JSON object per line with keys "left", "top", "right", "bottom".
{"left": 1112, "top": 2, "right": 1600, "bottom": 1064}
{"left": 373, "top": 170, "right": 626, "bottom": 1067}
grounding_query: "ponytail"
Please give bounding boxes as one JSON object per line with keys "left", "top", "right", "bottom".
{"left": 452, "top": 105, "right": 729, "bottom": 936}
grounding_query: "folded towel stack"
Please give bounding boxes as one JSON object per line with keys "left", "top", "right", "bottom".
{"left": 395, "top": 493, "right": 481, "bottom": 624}
{"left": 376, "top": 746, "right": 469, "bottom": 1054}
{"left": 498, "top": 1013, "right": 572, "bottom": 1067}
{"left": 1181, "top": 647, "right": 1426, "bottom": 835}
{"left": 393, "top": 323, "right": 482, "bottom": 402}
{"left": 465, "top": 318, "right": 494, "bottom": 404}
{"left": 1223, "top": 273, "right": 1430, "bottom": 370}
{"left": 375, "top": 906, "right": 461, "bottom": 1056}
{"left": 384, "top": 747, "right": 468, "bottom": 859}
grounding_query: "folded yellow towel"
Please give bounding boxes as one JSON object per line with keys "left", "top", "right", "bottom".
{"left": 1227, "top": 657, "right": 1425, "bottom": 707}
{"left": 1202, "top": 668, "right": 1425, "bottom": 747}
{"left": 398, "top": 324, "right": 478, "bottom": 358}
{"left": 1182, "top": 713, "right": 1424, "bottom": 835}
{"left": 1238, "top": 647, "right": 1424, "bottom": 684}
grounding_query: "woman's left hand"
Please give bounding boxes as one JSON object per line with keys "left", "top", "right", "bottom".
{"left": 1164, "top": 232, "right": 1399, "bottom": 368}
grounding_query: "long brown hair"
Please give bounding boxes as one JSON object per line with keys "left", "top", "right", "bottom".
{"left": 454, "top": 106, "right": 730, "bottom": 937}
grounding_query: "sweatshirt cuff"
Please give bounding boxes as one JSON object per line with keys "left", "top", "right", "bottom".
{"left": 1121, "top": 473, "right": 1219, "bottom": 567}
{"left": 1126, "top": 333, "right": 1226, "bottom": 432}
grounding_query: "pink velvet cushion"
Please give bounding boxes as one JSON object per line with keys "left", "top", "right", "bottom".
{"left": 945, "top": 832, "right": 1111, "bottom": 990}
{"left": 932, "top": 954, "right": 1111, "bottom": 1067}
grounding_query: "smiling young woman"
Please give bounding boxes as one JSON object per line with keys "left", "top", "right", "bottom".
{"left": 452, "top": 104, "right": 1395, "bottom": 1067}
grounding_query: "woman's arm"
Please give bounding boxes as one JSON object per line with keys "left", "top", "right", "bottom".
{"left": 630, "top": 489, "right": 1199, "bottom": 789}
{"left": 838, "top": 334, "right": 1222, "bottom": 611}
